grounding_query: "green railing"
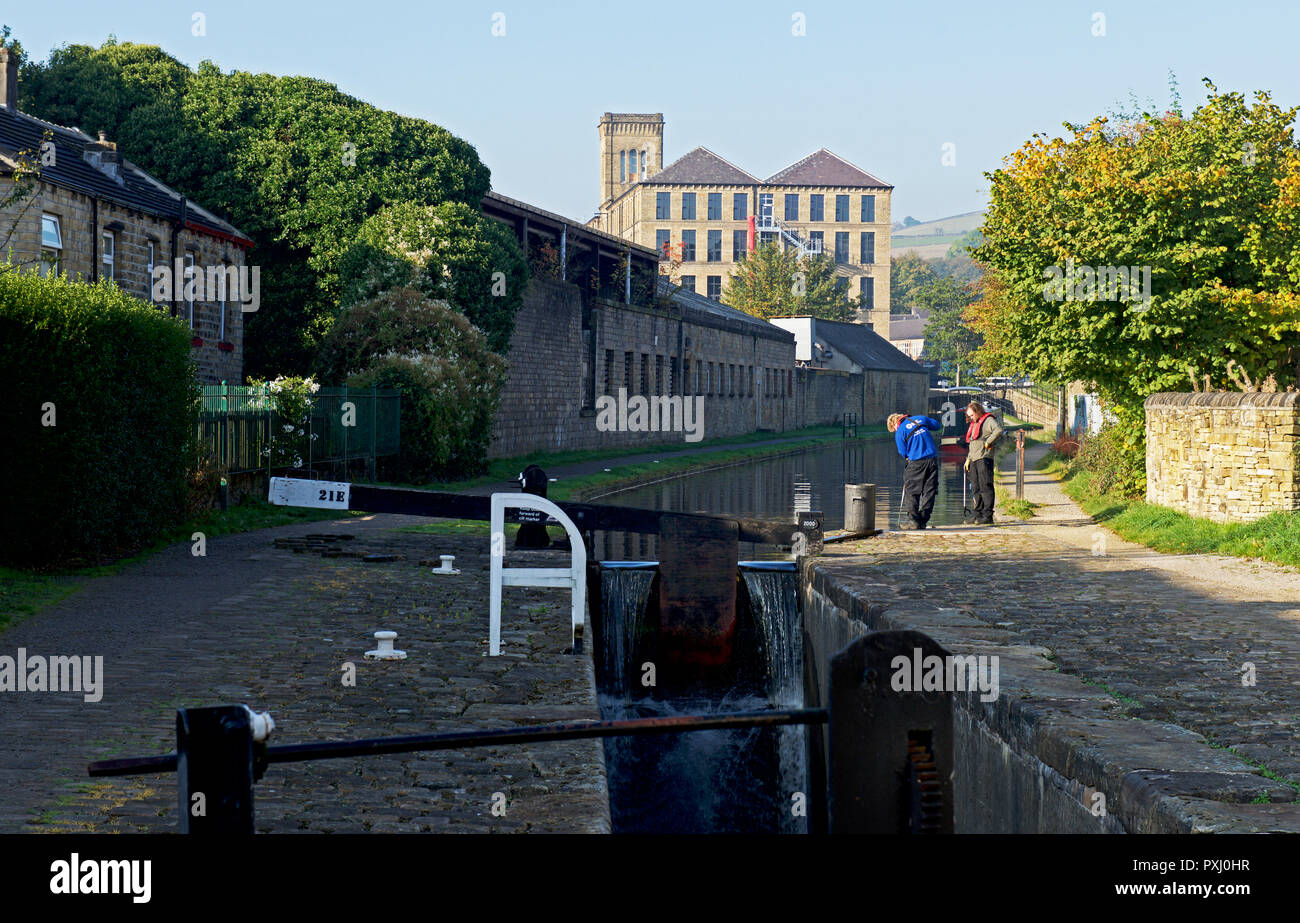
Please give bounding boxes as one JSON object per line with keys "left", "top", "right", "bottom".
{"left": 198, "top": 384, "right": 401, "bottom": 475}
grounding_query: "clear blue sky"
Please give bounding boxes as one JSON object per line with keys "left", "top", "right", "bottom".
{"left": 10, "top": 1, "right": 1300, "bottom": 224}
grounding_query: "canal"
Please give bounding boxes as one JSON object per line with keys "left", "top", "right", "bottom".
{"left": 586, "top": 435, "right": 969, "bottom": 560}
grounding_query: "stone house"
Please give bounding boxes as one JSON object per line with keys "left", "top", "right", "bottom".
{"left": 0, "top": 47, "right": 253, "bottom": 384}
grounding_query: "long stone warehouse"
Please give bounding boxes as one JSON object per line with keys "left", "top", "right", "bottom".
{"left": 480, "top": 191, "right": 928, "bottom": 458}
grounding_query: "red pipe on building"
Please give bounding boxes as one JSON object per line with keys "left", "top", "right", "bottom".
{"left": 747, "top": 214, "right": 756, "bottom": 253}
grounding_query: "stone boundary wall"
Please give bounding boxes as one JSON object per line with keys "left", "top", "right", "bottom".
{"left": 1146, "top": 392, "right": 1300, "bottom": 522}
{"left": 799, "top": 559, "right": 1299, "bottom": 833}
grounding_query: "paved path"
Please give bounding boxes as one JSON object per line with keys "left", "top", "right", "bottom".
{"left": 1, "top": 516, "right": 608, "bottom": 833}
{"left": 823, "top": 443, "right": 1300, "bottom": 791}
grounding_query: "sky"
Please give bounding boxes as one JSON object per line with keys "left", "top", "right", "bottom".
{"left": 9, "top": 1, "right": 1300, "bottom": 224}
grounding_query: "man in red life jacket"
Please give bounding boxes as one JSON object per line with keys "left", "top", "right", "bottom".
{"left": 964, "top": 401, "right": 1003, "bottom": 524}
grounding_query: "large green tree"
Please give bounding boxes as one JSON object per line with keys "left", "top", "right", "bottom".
{"left": 918, "top": 277, "right": 981, "bottom": 383}
{"left": 337, "top": 201, "right": 528, "bottom": 354}
{"left": 723, "top": 244, "right": 850, "bottom": 320}
{"left": 971, "top": 82, "right": 1300, "bottom": 486}
{"left": 889, "top": 253, "right": 938, "bottom": 313}
{"left": 20, "top": 39, "right": 491, "bottom": 377}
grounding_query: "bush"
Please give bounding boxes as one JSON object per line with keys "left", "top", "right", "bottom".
{"left": 1051, "top": 432, "right": 1081, "bottom": 458}
{"left": 1072, "top": 425, "right": 1142, "bottom": 497}
{"left": 318, "top": 287, "right": 505, "bottom": 481}
{"left": 0, "top": 269, "right": 197, "bottom": 567}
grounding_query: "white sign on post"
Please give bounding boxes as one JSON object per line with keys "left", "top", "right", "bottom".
{"left": 268, "top": 477, "right": 351, "bottom": 510}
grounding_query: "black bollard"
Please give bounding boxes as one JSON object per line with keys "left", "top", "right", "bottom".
{"left": 514, "top": 464, "right": 552, "bottom": 549}
{"left": 177, "top": 705, "right": 257, "bottom": 834}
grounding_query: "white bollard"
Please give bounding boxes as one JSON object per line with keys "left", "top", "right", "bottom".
{"left": 431, "top": 554, "right": 460, "bottom": 575}
{"left": 365, "top": 630, "right": 407, "bottom": 660}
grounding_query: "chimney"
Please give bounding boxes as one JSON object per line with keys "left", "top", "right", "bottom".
{"left": 0, "top": 46, "right": 18, "bottom": 110}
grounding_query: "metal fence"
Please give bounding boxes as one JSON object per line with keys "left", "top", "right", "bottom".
{"left": 198, "top": 385, "right": 401, "bottom": 475}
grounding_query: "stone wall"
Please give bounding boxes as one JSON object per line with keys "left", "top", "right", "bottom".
{"left": 1145, "top": 392, "right": 1300, "bottom": 522}
{"left": 489, "top": 277, "right": 799, "bottom": 457}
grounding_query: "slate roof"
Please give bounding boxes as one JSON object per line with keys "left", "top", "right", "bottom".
{"left": 643, "top": 146, "right": 762, "bottom": 186}
{"left": 765, "top": 148, "right": 892, "bottom": 188}
{"left": 0, "top": 106, "right": 250, "bottom": 244}
{"left": 888, "top": 310, "right": 929, "bottom": 340}
{"left": 656, "top": 277, "right": 792, "bottom": 343}
{"left": 811, "top": 318, "right": 925, "bottom": 374}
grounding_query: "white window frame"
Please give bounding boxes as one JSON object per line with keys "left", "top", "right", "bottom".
{"left": 40, "top": 214, "right": 63, "bottom": 278}
{"left": 101, "top": 231, "right": 115, "bottom": 281}
{"left": 184, "top": 251, "right": 196, "bottom": 328}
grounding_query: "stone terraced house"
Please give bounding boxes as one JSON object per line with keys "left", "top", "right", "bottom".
{"left": 0, "top": 47, "right": 253, "bottom": 384}
{"left": 591, "top": 112, "right": 893, "bottom": 331}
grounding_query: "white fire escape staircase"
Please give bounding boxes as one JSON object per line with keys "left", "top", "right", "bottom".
{"left": 754, "top": 215, "right": 825, "bottom": 259}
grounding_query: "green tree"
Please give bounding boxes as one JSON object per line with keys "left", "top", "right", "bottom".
{"left": 20, "top": 39, "right": 492, "bottom": 377}
{"left": 338, "top": 201, "right": 528, "bottom": 353}
{"left": 723, "top": 244, "right": 850, "bottom": 320}
{"left": 971, "top": 81, "right": 1300, "bottom": 489}
{"left": 889, "top": 252, "right": 938, "bottom": 313}
{"left": 316, "top": 287, "right": 506, "bottom": 481}
{"left": 918, "top": 278, "right": 982, "bottom": 384}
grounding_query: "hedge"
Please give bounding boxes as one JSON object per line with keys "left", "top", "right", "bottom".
{"left": 0, "top": 269, "right": 197, "bottom": 567}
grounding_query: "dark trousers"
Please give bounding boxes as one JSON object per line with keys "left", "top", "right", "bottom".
{"left": 970, "top": 457, "right": 995, "bottom": 522}
{"left": 903, "top": 457, "right": 939, "bottom": 527}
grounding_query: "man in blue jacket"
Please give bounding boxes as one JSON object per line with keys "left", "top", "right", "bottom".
{"left": 887, "top": 412, "right": 940, "bottom": 530}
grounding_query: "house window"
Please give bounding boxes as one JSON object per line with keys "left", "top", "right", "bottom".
{"left": 680, "top": 230, "right": 696, "bottom": 262}
{"left": 640, "top": 150, "right": 647, "bottom": 178}
{"left": 733, "top": 193, "right": 747, "bottom": 219}
{"left": 655, "top": 355, "right": 664, "bottom": 394}
{"left": 683, "top": 358, "right": 692, "bottom": 394}
{"left": 624, "top": 351, "right": 633, "bottom": 391}
{"left": 860, "top": 231, "right": 875, "bottom": 264}
{"left": 835, "top": 195, "right": 849, "bottom": 222}
{"left": 861, "top": 195, "right": 876, "bottom": 222}
{"left": 146, "top": 241, "right": 157, "bottom": 302}
{"left": 184, "top": 252, "right": 196, "bottom": 328}
{"left": 860, "top": 277, "right": 874, "bottom": 310}
{"left": 809, "top": 230, "right": 824, "bottom": 252}
{"left": 220, "top": 261, "right": 234, "bottom": 341}
{"left": 707, "top": 230, "right": 722, "bottom": 262}
{"left": 732, "top": 229, "right": 747, "bottom": 262}
{"left": 835, "top": 277, "right": 848, "bottom": 298}
{"left": 729, "top": 364, "right": 735, "bottom": 396}
{"left": 620, "top": 151, "right": 627, "bottom": 183}
{"left": 656, "top": 192, "right": 671, "bottom": 219}
{"left": 707, "top": 275, "right": 722, "bottom": 300}
{"left": 680, "top": 274, "right": 695, "bottom": 293}
{"left": 40, "top": 214, "right": 63, "bottom": 277}
{"left": 835, "top": 231, "right": 849, "bottom": 263}
{"left": 605, "top": 349, "right": 614, "bottom": 395}
{"left": 101, "top": 232, "right": 115, "bottom": 281}
{"left": 656, "top": 229, "right": 671, "bottom": 260}
{"left": 707, "top": 192, "right": 722, "bottom": 220}
{"left": 809, "top": 194, "right": 824, "bottom": 221}
{"left": 681, "top": 193, "right": 696, "bottom": 220}
{"left": 705, "top": 363, "right": 711, "bottom": 395}
{"left": 784, "top": 194, "right": 799, "bottom": 221}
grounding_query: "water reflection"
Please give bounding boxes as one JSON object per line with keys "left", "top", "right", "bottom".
{"left": 585, "top": 438, "right": 967, "bottom": 560}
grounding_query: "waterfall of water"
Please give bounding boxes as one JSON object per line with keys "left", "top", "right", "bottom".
{"left": 598, "top": 564, "right": 656, "bottom": 695}
{"left": 740, "top": 566, "right": 802, "bottom": 707}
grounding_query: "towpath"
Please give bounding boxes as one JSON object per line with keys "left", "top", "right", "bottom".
{"left": 822, "top": 443, "right": 1300, "bottom": 794}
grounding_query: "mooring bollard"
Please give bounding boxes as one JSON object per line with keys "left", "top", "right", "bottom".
{"left": 844, "top": 484, "right": 876, "bottom": 534}
{"left": 177, "top": 705, "right": 273, "bottom": 834}
{"left": 515, "top": 464, "right": 552, "bottom": 549}
{"left": 828, "top": 630, "right": 954, "bottom": 834}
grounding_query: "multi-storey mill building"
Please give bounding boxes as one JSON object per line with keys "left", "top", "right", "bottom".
{"left": 592, "top": 112, "right": 894, "bottom": 331}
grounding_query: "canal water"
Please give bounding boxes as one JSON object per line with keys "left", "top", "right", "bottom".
{"left": 590, "top": 437, "right": 967, "bottom": 833}
{"left": 587, "top": 436, "right": 969, "bottom": 560}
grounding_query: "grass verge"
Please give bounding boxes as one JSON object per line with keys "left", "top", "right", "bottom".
{"left": 1034, "top": 448, "right": 1300, "bottom": 570}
